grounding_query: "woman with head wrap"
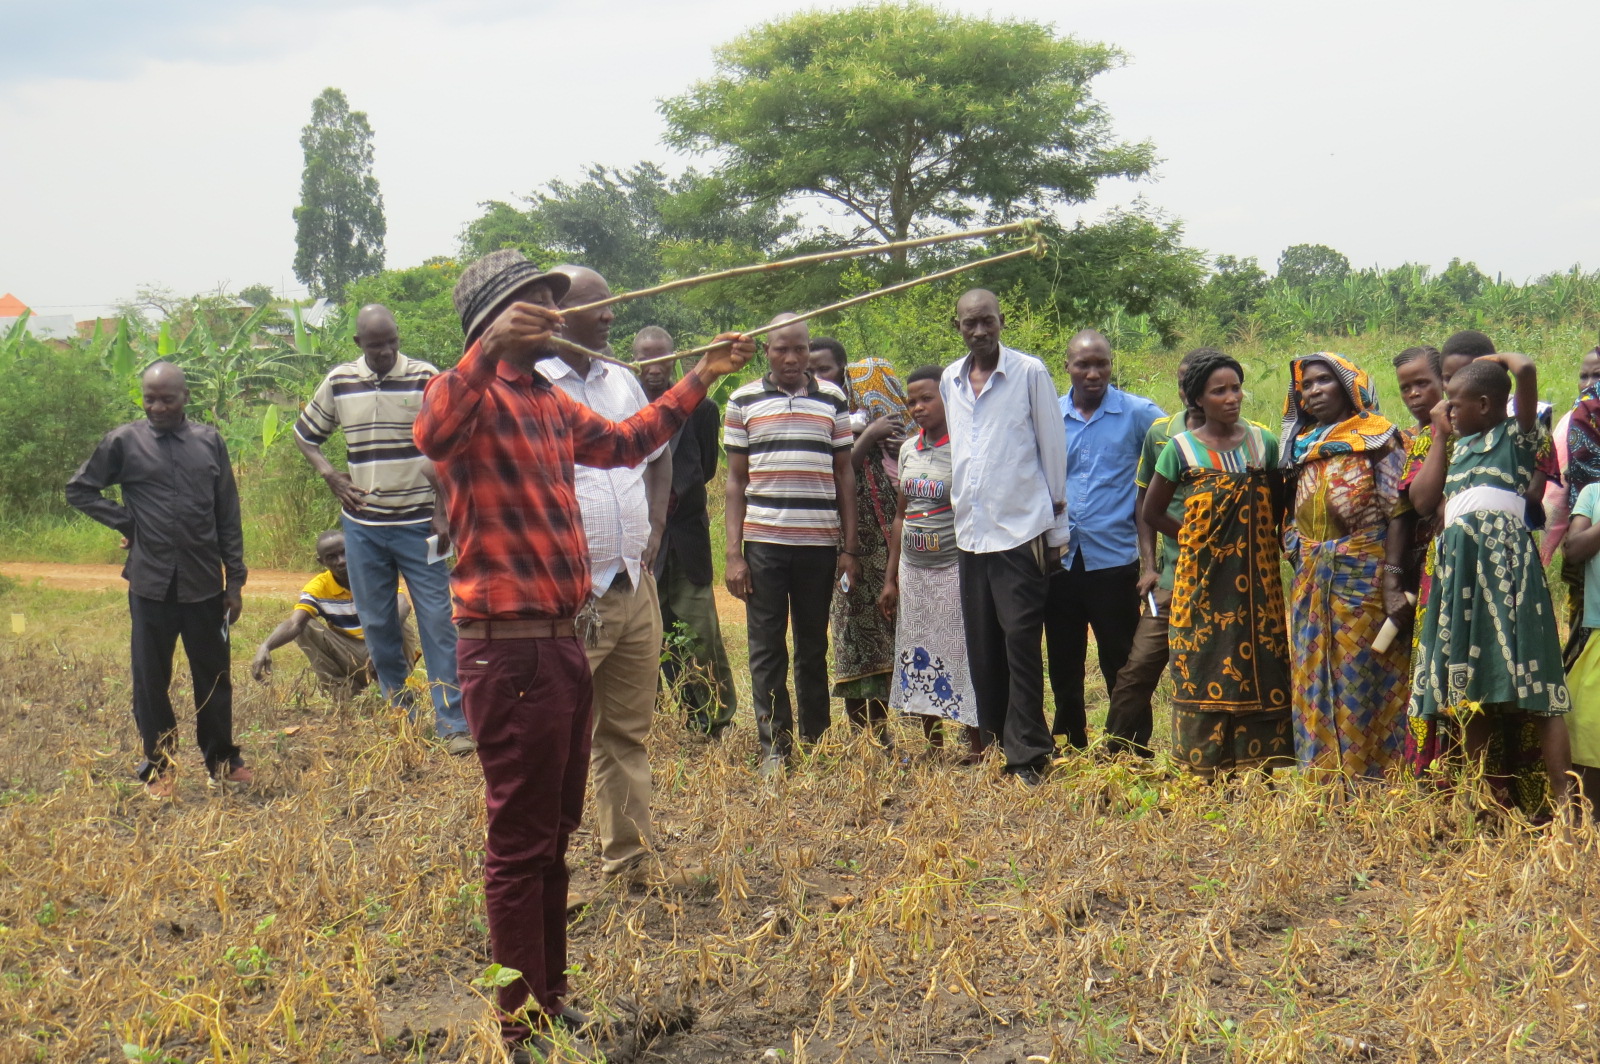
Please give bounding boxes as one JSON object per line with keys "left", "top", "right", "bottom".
{"left": 1280, "top": 353, "right": 1409, "bottom": 781}
{"left": 809, "top": 342, "right": 908, "bottom": 741}
{"left": 1141, "top": 350, "right": 1293, "bottom": 777}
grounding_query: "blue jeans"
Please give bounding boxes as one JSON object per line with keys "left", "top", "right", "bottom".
{"left": 340, "top": 515, "right": 467, "bottom": 737}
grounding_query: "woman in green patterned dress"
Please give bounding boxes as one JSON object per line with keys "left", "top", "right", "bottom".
{"left": 1142, "top": 351, "right": 1294, "bottom": 775}
{"left": 1407, "top": 354, "right": 1573, "bottom": 812}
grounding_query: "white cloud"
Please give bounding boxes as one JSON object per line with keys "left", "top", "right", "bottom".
{"left": 3, "top": 0, "right": 1597, "bottom": 321}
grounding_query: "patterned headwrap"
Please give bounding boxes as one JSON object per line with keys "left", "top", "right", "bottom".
{"left": 844, "top": 358, "right": 910, "bottom": 426}
{"left": 1279, "top": 352, "right": 1397, "bottom": 467}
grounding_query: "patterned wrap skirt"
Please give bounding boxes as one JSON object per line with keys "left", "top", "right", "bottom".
{"left": 889, "top": 559, "right": 977, "bottom": 727}
{"left": 1289, "top": 530, "right": 1410, "bottom": 779}
{"left": 1168, "top": 469, "right": 1294, "bottom": 775}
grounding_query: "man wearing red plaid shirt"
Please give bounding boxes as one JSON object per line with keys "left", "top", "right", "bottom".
{"left": 415, "top": 250, "right": 753, "bottom": 1061}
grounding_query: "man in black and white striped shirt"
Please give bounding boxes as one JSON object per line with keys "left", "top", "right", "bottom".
{"left": 294, "top": 304, "right": 472, "bottom": 752}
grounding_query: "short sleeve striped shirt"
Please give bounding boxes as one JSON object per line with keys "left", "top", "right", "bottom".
{"left": 293, "top": 569, "right": 364, "bottom": 639}
{"left": 723, "top": 373, "right": 851, "bottom": 547}
{"left": 295, "top": 354, "right": 438, "bottom": 525}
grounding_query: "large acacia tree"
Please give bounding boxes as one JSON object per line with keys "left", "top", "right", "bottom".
{"left": 662, "top": 3, "right": 1155, "bottom": 268}
{"left": 293, "top": 87, "right": 385, "bottom": 300}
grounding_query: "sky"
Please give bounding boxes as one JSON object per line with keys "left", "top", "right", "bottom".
{"left": 4, "top": 0, "right": 1597, "bottom": 320}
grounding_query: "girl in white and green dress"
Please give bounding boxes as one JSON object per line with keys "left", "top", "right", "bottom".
{"left": 1407, "top": 354, "right": 1572, "bottom": 812}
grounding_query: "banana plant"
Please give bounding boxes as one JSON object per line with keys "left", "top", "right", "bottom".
{"left": 0, "top": 310, "right": 31, "bottom": 366}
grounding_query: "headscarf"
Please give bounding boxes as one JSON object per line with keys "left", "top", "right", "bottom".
{"left": 844, "top": 358, "right": 910, "bottom": 425}
{"left": 843, "top": 358, "right": 910, "bottom": 531}
{"left": 1279, "top": 352, "right": 1397, "bottom": 467}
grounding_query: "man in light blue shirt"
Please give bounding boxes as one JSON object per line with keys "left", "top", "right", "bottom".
{"left": 941, "top": 289, "right": 1070, "bottom": 784}
{"left": 1045, "top": 329, "right": 1163, "bottom": 749}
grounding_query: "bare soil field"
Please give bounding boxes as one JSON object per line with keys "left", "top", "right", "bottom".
{"left": 1, "top": 578, "right": 1598, "bottom": 1063}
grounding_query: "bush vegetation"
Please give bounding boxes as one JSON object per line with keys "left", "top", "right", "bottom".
{"left": 3, "top": 242, "right": 1597, "bottom": 572}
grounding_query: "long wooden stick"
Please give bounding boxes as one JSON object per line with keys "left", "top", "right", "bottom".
{"left": 560, "top": 219, "right": 1042, "bottom": 315}
{"left": 631, "top": 241, "right": 1043, "bottom": 368}
{"left": 546, "top": 335, "right": 638, "bottom": 371}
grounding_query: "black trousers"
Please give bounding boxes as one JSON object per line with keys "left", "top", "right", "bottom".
{"left": 129, "top": 590, "right": 238, "bottom": 779}
{"left": 1043, "top": 557, "right": 1142, "bottom": 746}
{"left": 957, "top": 543, "right": 1053, "bottom": 773}
{"left": 744, "top": 541, "right": 836, "bottom": 760}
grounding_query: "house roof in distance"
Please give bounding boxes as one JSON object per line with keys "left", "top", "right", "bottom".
{"left": 0, "top": 293, "right": 28, "bottom": 317}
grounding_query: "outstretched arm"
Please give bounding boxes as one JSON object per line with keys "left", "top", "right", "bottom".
{"left": 566, "top": 333, "right": 755, "bottom": 471}
{"left": 252, "top": 609, "right": 314, "bottom": 681}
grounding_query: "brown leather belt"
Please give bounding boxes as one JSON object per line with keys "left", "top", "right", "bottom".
{"left": 457, "top": 618, "right": 577, "bottom": 640}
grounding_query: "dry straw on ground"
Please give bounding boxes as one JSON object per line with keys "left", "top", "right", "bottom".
{"left": 3, "top": 629, "right": 1599, "bottom": 1063}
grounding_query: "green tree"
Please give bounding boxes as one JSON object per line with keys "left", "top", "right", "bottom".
{"left": 1439, "top": 257, "right": 1488, "bottom": 304}
{"left": 0, "top": 343, "right": 125, "bottom": 515}
{"left": 981, "top": 204, "right": 1205, "bottom": 342}
{"left": 462, "top": 162, "right": 796, "bottom": 338}
{"left": 1275, "top": 244, "right": 1350, "bottom": 289}
{"left": 346, "top": 258, "right": 468, "bottom": 367}
{"left": 236, "top": 283, "right": 275, "bottom": 307}
{"left": 661, "top": 3, "right": 1154, "bottom": 270}
{"left": 1202, "top": 255, "right": 1269, "bottom": 330}
{"left": 293, "top": 87, "right": 386, "bottom": 300}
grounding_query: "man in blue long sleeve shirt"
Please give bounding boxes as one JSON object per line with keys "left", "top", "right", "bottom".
{"left": 1046, "top": 330, "right": 1163, "bottom": 749}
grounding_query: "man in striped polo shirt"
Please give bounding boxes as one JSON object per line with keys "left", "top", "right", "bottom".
{"left": 250, "top": 529, "right": 419, "bottom": 697}
{"left": 294, "top": 304, "right": 472, "bottom": 752}
{"left": 725, "top": 314, "right": 859, "bottom": 777}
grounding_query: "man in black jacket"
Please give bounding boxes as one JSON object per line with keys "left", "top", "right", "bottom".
{"left": 637, "top": 327, "right": 738, "bottom": 736}
{"left": 67, "top": 361, "right": 252, "bottom": 797}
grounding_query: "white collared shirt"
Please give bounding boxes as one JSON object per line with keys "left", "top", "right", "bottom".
{"left": 536, "top": 354, "right": 664, "bottom": 595}
{"left": 940, "top": 345, "right": 1070, "bottom": 553}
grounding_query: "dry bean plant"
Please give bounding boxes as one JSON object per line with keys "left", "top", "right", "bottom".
{"left": 2, "top": 588, "right": 1599, "bottom": 1064}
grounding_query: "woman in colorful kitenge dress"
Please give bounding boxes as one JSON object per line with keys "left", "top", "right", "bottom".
{"left": 808, "top": 342, "right": 908, "bottom": 740}
{"left": 1408, "top": 355, "right": 1572, "bottom": 813}
{"left": 1561, "top": 348, "right": 1600, "bottom": 626}
{"left": 879, "top": 365, "right": 983, "bottom": 758}
{"left": 1279, "top": 353, "right": 1409, "bottom": 781}
{"left": 1141, "top": 351, "right": 1293, "bottom": 776}
{"left": 1388, "top": 347, "right": 1450, "bottom": 774}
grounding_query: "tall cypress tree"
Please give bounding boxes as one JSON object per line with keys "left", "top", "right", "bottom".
{"left": 292, "top": 88, "right": 386, "bottom": 300}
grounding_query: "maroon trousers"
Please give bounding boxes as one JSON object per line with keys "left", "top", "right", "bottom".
{"left": 457, "top": 634, "right": 593, "bottom": 1045}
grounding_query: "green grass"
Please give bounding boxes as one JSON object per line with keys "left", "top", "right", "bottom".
{"left": 0, "top": 513, "right": 125, "bottom": 566}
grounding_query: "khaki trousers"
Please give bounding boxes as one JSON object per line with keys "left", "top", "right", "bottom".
{"left": 586, "top": 573, "right": 663, "bottom": 875}
{"left": 295, "top": 616, "right": 419, "bottom": 697}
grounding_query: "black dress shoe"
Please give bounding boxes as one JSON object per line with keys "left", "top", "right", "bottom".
{"left": 553, "top": 1004, "right": 593, "bottom": 1031}
{"left": 507, "top": 1030, "right": 554, "bottom": 1063}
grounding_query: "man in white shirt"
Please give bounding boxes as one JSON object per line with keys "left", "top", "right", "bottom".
{"left": 941, "top": 289, "right": 1069, "bottom": 784}
{"left": 537, "top": 266, "right": 673, "bottom": 892}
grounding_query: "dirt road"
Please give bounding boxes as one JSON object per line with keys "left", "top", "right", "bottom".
{"left": 1, "top": 561, "right": 747, "bottom": 624}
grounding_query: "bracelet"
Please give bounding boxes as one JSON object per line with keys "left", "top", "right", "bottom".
{"left": 839, "top": 548, "right": 859, "bottom": 557}
{"left": 1381, "top": 563, "right": 1404, "bottom": 576}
